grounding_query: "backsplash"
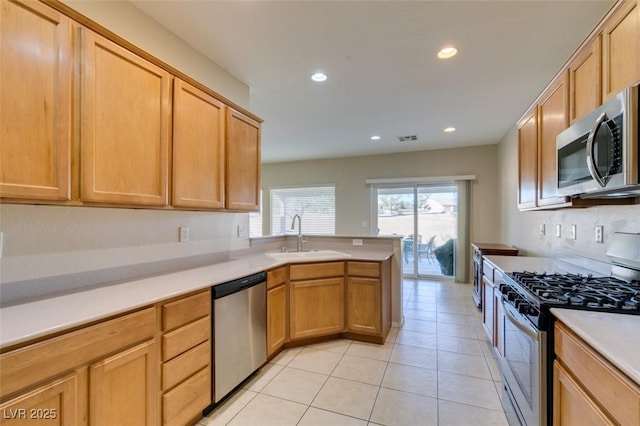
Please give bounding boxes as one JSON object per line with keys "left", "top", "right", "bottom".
{"left": 0, "top": 204, "right": 250, "bottom": 302}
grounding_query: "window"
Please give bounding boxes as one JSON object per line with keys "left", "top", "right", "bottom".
{"left": 249, "top": 190, "right": 263, "bottom": 237}
{"left": 270, "top": 186, "right": 335, "bottom": 235}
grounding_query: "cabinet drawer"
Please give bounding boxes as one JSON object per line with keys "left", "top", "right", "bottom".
{"left": 162, "top": 367, "right": 210, "bottom": 426}
{"left": 347, "top": 261, "right": 380, "bottom": 278}
{"left": 267, "top": 266, "right": 288, "bottom": 289}
{"left": 290, "top": 262, "right": 345, "bottom": 281}
{"left": 0, "top": 307, "right": 155, "bottom": 399}
{"left": 162, "top": 341, "right": 210, "bottom": 391}
{"left": 482, "top": 260, "right": 495, "bottom": 282}
{"left": 162, "top": 290, "right": 210, "bottom": 332}
{"left": 555, "top": 322, "right": 640, "bottom": 426}
{"left": 162, "top": 316, "right": 210, "bottom": 362}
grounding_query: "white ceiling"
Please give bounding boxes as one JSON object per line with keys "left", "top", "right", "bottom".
{"left": 131, "top": 0, "right": 614, "bottom": 164}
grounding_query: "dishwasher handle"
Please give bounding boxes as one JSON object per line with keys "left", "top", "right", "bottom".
{"left": 212, "top": 271, "right": 267, "bottom": 299}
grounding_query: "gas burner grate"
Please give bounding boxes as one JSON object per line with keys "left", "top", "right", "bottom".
{"left": 507, "top": 271, "right": 640, "bottom": 313}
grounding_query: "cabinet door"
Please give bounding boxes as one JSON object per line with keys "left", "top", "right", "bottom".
{"left": 493, "top": 288, "right": 503, "bottom": 356}
{"left": 90, "top": 340, "right": 158, "bottom": 426}
{"left": 553, "top": 361, "right": 615, "bottom": 426}
{"left": 517, "top": 107, "right": 538, "bottom": 209}
{"left": 0, "top": 373, "right": 78, "bottom": 426}
{"left": 538, "top": 72, "right": 570, "bottom": 207}
{"left": 225, "top": 108, "right": 260, "bottom": 211}
{"left": 79, "top": 28, "right": 171, "bottom": 206}
{"left": 267, "top": 284, "right": 287, "bottom": 356}
{"left": 0, "top": 0, "right": 71, "bottom": 201}
{"left": 290, "top": 278, "right": 344, "bottom": 340}
{"left": 602, "top": 0, "right": 640, "bottom": 100}
{"left": 570, "top": 36, "right": 602, "bottom": 123}
{"left": 482, "top": 277, "right": 494, "bottom": 342}
{"left": 346, "top": 277, "right": 381, "bottom": 335}
{"left": 172, "top": 79, "right": 225, "bottom": 209}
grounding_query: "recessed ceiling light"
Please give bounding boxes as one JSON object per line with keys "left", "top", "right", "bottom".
{"left": 444, "top": 127, "right": 456, "bottom": 133}
{"left": 311, "top": 72, "right": 328, "bottom": 82}
{"left": 437, "top": 47, "right": 458, "bottom": 59}
{"left": 370, "top": 135, "right": 381, "bottom": 140}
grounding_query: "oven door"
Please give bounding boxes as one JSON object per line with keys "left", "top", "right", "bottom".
{"left": 500, "top": 300, "right": 546, "bottom": 426}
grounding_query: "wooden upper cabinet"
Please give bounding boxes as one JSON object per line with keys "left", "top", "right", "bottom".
{"left": 517, "top": 107, "right": 538, "bottom": 209}
{"left": 172, "top": 79, "right": 225, "bottom": 209}
{"left": 570, "top": 36, "right": 602, "bottom": 123}
{"left": 225, "top": 108, "right": 261, "bottom": 211}
{"left": 0, "top": 0, "right": 71, "bottom": 201}
{"left": 602, "top": 0, "right": 640, "bottom": 100}
{"left": 538, "top": 71, "right": 570, "bottom": 207}
{"left": 79, "top": 28, "right": 171, "bottom": 206}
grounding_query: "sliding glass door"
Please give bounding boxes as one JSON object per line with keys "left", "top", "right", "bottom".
{"left": 375, "top": 183, "right": 459, "bottom": 279}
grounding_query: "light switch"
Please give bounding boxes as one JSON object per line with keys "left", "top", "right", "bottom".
{"left": 555, "top": 224, "right": 562, "bottom": 238}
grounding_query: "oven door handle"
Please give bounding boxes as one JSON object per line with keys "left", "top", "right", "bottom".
{"left": 501, "top": 299, "right": 539, "bottom": 339}
{"left": 586, "top": 111, "right": 608, "bottom": 189}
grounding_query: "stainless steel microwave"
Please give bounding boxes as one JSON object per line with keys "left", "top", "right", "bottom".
{"left": 556, "top": 84, "right": 639, "bottom": 198}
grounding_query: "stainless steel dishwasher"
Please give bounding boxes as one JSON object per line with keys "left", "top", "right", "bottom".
{"left": 212, "top": 271, "right": 267, "bottom": 404}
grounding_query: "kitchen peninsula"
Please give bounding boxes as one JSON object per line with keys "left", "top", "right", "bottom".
{"left": 0, "top": 236, "right": 401, "bottom": 425}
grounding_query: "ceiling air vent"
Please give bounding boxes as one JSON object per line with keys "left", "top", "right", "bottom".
{"left": 398, "top": 135, "right": 418, "bottom": 142}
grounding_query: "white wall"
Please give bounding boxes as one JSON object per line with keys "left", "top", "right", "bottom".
{"left": 261, "top": 145, "right": 501, "bottom": 245}
{"left": 0, "top": 2, "right": 251, "bottom": 295}
{"left": 497, "top": 125, "right": 640, "bottom": 261}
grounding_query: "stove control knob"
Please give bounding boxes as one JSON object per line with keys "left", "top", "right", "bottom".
{"left": 507, "top": 291, "right": 517, "bottom": 302}
{"left": 518, "top": 302, "right": 531, "bottom": 315}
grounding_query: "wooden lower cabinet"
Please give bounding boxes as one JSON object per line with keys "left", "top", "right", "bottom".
{"left": 290, "top": 277, "right": 344, "bottom": 340}
{"left": 553, "top": 361, "right": 614, "bottom": 426}
{"left": 0, "top": 373, "right": 79, "bottom": 426}
{"left": 267, "top": 284, "right": 287, "bottom": 356}
{"left": 0, "top": 308, "right": 156, "bottom": 426}
{"left": 554, "top": 321, "right": 640, "bottom": 425}
{"left": 267, "top": 266, "right": 288, "bottom": 356}
{"left": 90, "top": 340, "right": 157, "bottom": 426}
{"left": 345, "top": 260, "right": 391, "bottom": 340}
{"left": 0, "top": 290, "right": 213, "bottom": 426}
{"left": 160, "top": 290, "right": 211, "bottom": 426}
{"left": 346, "top": 276, "right": 381, "bottom": 335}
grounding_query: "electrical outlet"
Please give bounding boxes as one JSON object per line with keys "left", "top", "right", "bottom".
{"left": 352, "top": 239, "right": 363, "bottom": 246}
{"left": 237, "top": 224, "right": 248, "bottom": 238}
{"left": 179, "top": 226, "right": 189, "bottom": 242}
{"left": 539, "top": 224, "right": 546, "bottom": 236}
{"left": 595, "top": 226, "right": 604, "bottom": 244}
{"left": 570, "top": 224, "right": 577, "bottom": 240}
{"left": 555, "top": 224, "right": 562, "bottom": 238}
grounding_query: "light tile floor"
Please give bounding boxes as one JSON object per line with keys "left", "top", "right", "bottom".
{"left": 199, "top": 279, "right": 509, "bottom": 426}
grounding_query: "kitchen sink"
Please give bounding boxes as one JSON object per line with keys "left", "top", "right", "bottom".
{"left": 266, "top": 250, "right": 351, "bottom": 260}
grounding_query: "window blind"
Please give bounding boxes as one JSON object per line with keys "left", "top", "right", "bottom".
{"left": 270, "top": 186, "right": 336, "bottom": 235}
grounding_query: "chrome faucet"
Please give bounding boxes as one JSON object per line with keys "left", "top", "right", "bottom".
{"left": 290, "top": 214, "right": 303, "bottom": 252}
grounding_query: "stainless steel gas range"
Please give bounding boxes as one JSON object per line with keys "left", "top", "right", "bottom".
{"left": 497, "top": 232, "right": 640, "bottom": 426}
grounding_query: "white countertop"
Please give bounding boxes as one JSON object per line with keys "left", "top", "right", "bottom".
{"left": 0, "top": 249, "right": 391, "bottom": 348}
{"left": 551, "top": 308, "right": 640, "bottom": 385}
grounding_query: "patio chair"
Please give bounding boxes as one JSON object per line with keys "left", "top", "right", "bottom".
{"left": 402, "top": 234, "right": 422, "bottom": 263}
{"left": 418, "top": 235, "right": 436, "bottom": 263}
